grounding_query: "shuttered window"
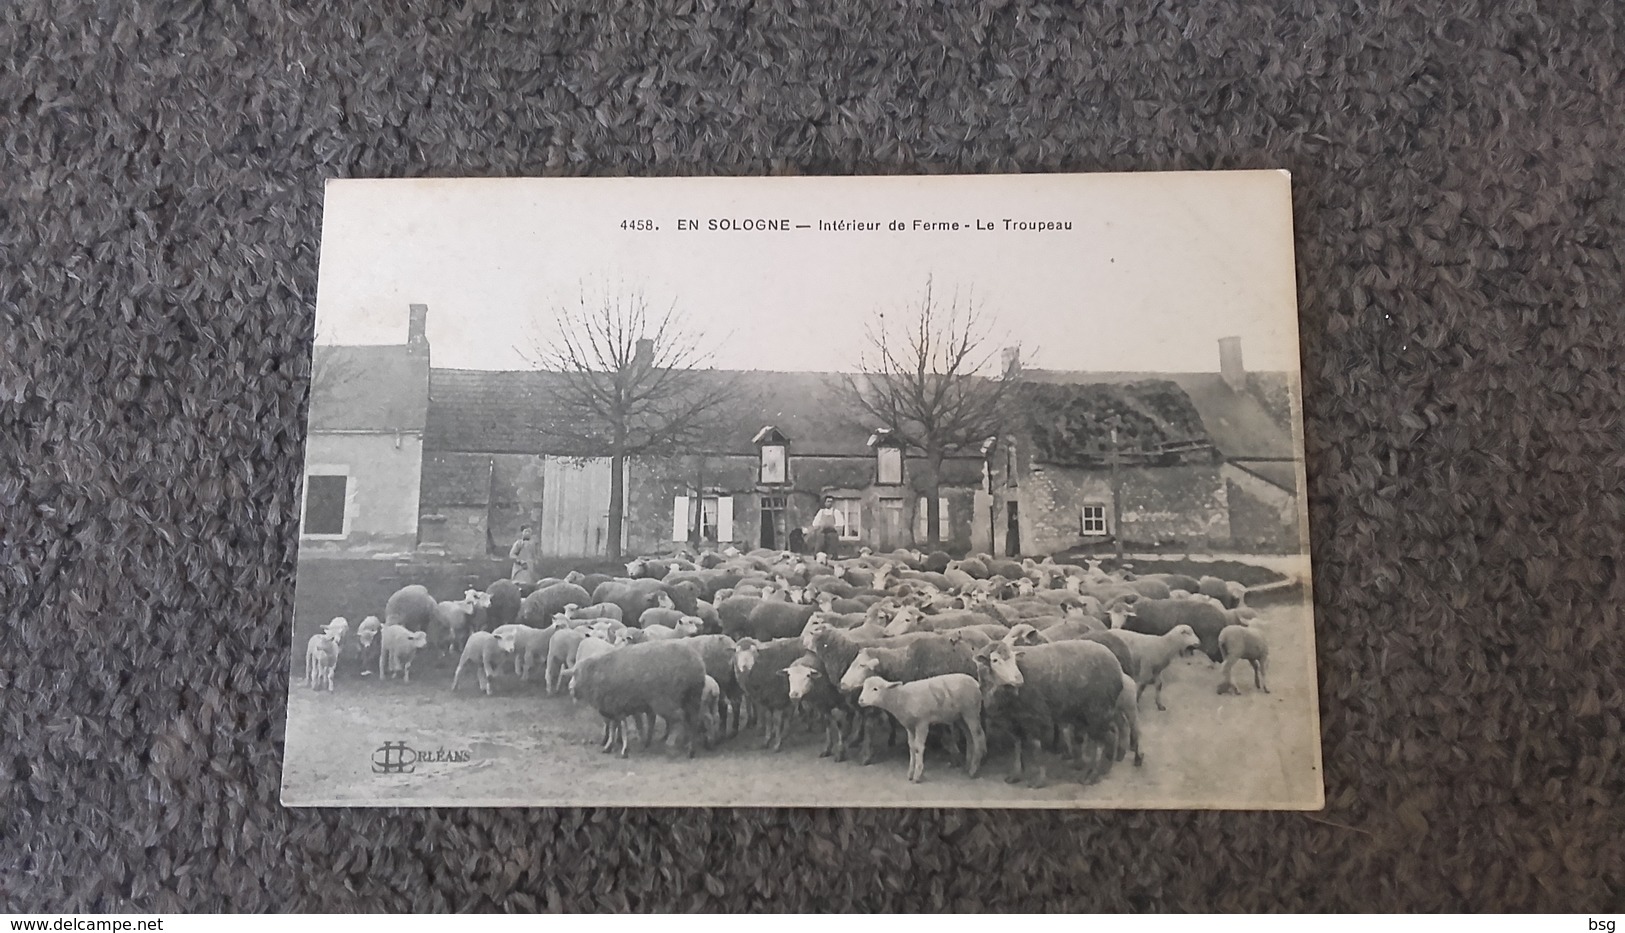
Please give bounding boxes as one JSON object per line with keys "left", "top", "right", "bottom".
{"left": 915, "top": 496, "right": 949, "bottom": 540}
{"left": 673, "top": 494, "right": 733, "bottom": 543}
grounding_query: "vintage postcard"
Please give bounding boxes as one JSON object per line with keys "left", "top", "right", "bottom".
{"left": 281, "top": 171, "right": 1321, "bottom": 809}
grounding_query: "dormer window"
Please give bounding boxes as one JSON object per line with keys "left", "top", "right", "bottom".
{"left": 753, "top": 425, "right": 789, "bottom": 485}
{"left": 869, "top": 429, "right": 905, "bottom": 485}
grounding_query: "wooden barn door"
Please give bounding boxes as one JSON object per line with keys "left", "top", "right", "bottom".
{"left": 539, "top": 457, "right": 627, "bottom": 558}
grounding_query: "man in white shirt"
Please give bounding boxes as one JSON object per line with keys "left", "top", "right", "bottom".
{"left": 810, "top": 497, "right": 845, "bottom": 558}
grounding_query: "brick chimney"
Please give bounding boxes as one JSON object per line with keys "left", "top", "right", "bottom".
{"left": 408, "top": 303, "right": 428, "bottom": 346}
{"left": 1218, "top": 336, "right": 1245, "bottom": 392}
{"left": 633, "top": 337, "right": 655, "bottom": 370}
{"left": 1001, "top": 346, "right": 1021, "bottom": 379}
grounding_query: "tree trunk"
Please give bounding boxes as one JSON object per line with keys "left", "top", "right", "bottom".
{"left": 925, "top": 450, "right": 944, "bottom": 547}
{"left": 607, "top": 452, "right": 626, "bottom": 560}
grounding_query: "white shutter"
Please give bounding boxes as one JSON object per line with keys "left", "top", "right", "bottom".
{"left": 916, "top": 497, "right": 948, "bottom": 540}
{"left": 716, "top": 496, "right": 734, "bottom": 542}
{"left": 672, "top": 495, "right": 689, "bottom": 541}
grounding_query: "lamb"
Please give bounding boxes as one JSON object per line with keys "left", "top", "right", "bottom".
{"left": 568, "top": 639, "right": 708, "bottom": 758}
{"left": 1217, "top": 624, "right": 1270, "bottom": 695}
{"left": 544, "top": 628, "right": 587, "bottom": 694}
{"left": 731, "top": 636, "right": 805, "bottom": 751}
{"left": 680, "top": 634, "right": 743, "bottom": 737}
{"left": 634, "top": 605, "right": 687, "bottom": 629}
{"left": 782, "top": 654, "right": 849, "bottom": 759}
{"left": 1115, "top": 600, "right": 1235, "bottom": 662}
{"left": 490, "top": 623, "right": 554, "bottom": 679}
{"left": 379, "top": 624, "right": 430, "bottom": 683}
{"left": 1112, "top": 672, "right": 1144, "bottom": 766}
{"left": 432, "top": 589, "right": 489, "bottom": 657}
{"left": 619, "top": 616, "right": 701, "bottom": 643}
{"left": 973, "top": 640, "right": 1125, "bottom": 788}
{"left": 349, "top": 615, "right": 384, "bottom": 675}
{"left": 857, "top": 674, "right": 986, "bottom": 783}
{"left": 1108, "top": 624, "right": 1202, "bottom": 711}
{"left": 304, "top": 631, "right": 342, "bottom": 692}
{"left": 838, "top": 636, "right": 977, "bottom": 691}
{"left": 562, "top": 602, "right": 623, "bottom": 623}
{"left": 451, "top": 629, "right": 519, "bottom": 695}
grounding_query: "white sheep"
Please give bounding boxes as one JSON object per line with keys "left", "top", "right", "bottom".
{"left": 379, "top": 624, "right": 429, "bottom": 683}
{"left": 304, "top": 632, "right": 341, "bottom": 692}
{"left": 857, "top": 674, "right": 986, "bottom": 784}
{"left": 1218, "top": 625, "right": 1270, "bottom": 695}
{"left": 1109, "top": 623, "right": 1203, "bottom": 711}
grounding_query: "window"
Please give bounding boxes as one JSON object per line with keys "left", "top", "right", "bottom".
{"left": 915, "top": 496, "right": 949, "bottom": 540}
{"left": 760, "top": 444, "right": 787, "bottom": 484}
{"left": 833, "top": 497, "right": 862, "bottom": 541}
{"left": 876, "top": 446, "right": 903, "bottom": 485}
{"left": 302, "top": 468, "right": 350, "bottom": 538}
{"left": 673, "top": 494, "right": 733, "bottom": 542}
{"left": 1081, "top": 503, "right": 1107, "bottom": 535}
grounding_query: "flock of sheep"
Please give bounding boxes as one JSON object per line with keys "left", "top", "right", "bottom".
{"left": 301, "top": 547, "right": 1272, "bottom": 788}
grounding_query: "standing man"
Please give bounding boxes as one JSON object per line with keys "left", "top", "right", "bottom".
{"left": 811, "top": 497, "right": 845, "bottom": 558}
{"left": 509, "top": 524, "right": 537, "bottom": 585}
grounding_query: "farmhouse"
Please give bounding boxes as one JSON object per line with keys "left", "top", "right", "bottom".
{"left": 297, "top": 306, "right": 1303, "bottom": 559}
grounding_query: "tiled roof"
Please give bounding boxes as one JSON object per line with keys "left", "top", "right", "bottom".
{"left": 1021, "top": 369, "right": 1297, "bottom": 460}
{"left": 307, "top": 345, "right": 428, "bottom": 432}
{"left": 426, "top": 369, "right": 955, "bottom": 458}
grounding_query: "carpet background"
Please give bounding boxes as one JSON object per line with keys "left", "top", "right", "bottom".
{"left": 3, "top": 0, "right": 1623, "bottom": 913}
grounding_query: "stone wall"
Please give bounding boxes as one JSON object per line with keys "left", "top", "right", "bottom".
{"left": 1014, "top": 463, "right": 1229, "bottom": 554}
{"left": 1224, "top": 463, "right": 1302, "bottom": 553}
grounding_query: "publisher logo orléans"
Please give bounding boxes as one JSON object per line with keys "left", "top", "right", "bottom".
{"left": 372, "top": 740, "right": 471, "bottom": 774}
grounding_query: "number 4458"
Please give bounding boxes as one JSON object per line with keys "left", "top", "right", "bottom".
{"left": 621, "top": 219, "right": 657, "bottom": 231}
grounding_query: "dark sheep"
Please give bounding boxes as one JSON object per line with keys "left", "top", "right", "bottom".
{"left": 1116, "top": 599, "right": 1233, "bottom": 663}
{"left": 715, "top": 595, "right": 764, "bottom": 637}
{"left": 590, "top": 581, "right": 665, "bottom": 625}
{"left": 985, "top": 558, "right": 1024, "bottom": 579}
{"left": 973, "top": 640, "right": 1125, "bottom": 788}
{"left": 1199, "top": 575, "right": 1244, "bottom": 609}
{"left": 740, "top": 600, "right": 818, "bottom": 640}
{"left": 731, "top": 637, "right": 805, "bottom": 751}
{"left": 569, "top": 640, "right": 708, "bottom": 758}
{"left": 1078, "top": 630, "right": 1136, "bottom": 683}
{"left": 519, "top": 582, "right": 594, "bottom": 628}
{"left": 1145, "top": 572, "right": 1202, "bottom": 594}
{"left": 681, "top": 634, "right": 743, "bottom": 736}
{"left": 482, "top": 579, "right": 522, "bottom": 632}
{"left": 838, "top": 635, "right": 977, "bottom": 689}
{"left": 782, "top": 654, "right": 851, "bottom": 759}
{"left": 920, "top": 551, "right": 951, "bottom": 574}
{"left": 384, "top": 584, "right": 436, "bottom": 632}
{"left": 957, "top": 557, "right": 990, "bottom": 580}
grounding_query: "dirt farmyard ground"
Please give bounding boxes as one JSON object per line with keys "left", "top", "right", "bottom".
{"left": 281, "top": 589, "right": 1322, "bottom": 809}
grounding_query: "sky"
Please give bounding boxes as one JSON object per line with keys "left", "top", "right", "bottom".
{"left": 311, "top": 171, "right": 1303, "bottom": 375}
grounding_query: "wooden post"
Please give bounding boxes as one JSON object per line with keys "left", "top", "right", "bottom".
{"left": 1110, "top": 427, "right": 1123, "bottom": 559}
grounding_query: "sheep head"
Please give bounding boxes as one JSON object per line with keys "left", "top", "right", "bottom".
{"left": 1107, "top": 607, "right": 1135, "bottom": 629}
{"left": 356, "top": 616, "right": 382, "bottom": 647}
{"left": 1003, "top": 623, "right": 1041, "bottom": 647}
{"left": 856, "top": 676, "right": 898, "bottom": 708}
{"left": 494, "top": 629, "right": 519, "bottom": 654}
{"left": 625, "top": 559, "right": 645, "bottom": 578}
{"left": 783, "top": 660, "right": 822, "bottom": 700}
{"left": 883, "top": 605, "right": 919, "bottom": 637}
{"left": 1168, "top": 624, "right": 1202, "bottom": 655}
{"left": 674, "top": 616, "right": 702, "bottom": 637}
{"left": 839, "top": 649, "right": 882, "bottom": 692}
{"left": 975, "top": 641, "right": 1024, "bottom": 689}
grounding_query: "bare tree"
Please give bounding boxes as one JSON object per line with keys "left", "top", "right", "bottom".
{"left": 307, "top": 326, "right": 361, "bottom": 415}
{"left": 835, "top": 277, "right": 1015, "bottom": 547}
{"left": 523, "top": 284, "right": 739, "bottom": 560}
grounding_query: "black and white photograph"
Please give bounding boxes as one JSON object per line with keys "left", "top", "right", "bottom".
{"left": 281, "top": 171, "right": 1320, "bottom": 808}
